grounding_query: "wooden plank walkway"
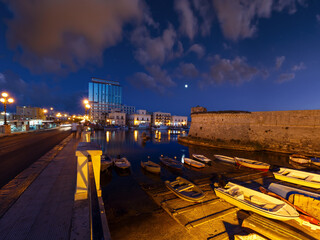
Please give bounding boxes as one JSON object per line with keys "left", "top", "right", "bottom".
{"left": 0, "top": 137, "right": 88, "bottom": 240}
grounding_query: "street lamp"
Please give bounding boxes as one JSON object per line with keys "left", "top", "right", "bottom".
{"left": 85, "top": 104, "right": 91, "bottom": 120}
{"left": 0, "top": 92, "right": 14, "bottom": 125}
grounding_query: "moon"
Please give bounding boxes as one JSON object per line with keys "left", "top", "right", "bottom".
{"left": 185, "top": 84, "right": 188, "bottom": 88}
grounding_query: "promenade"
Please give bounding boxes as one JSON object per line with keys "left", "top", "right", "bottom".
{"left": 0, "top": 135, "right": 89, "bottom": 240}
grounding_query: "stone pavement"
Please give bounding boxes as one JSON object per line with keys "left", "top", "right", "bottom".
{"left": 0, "top": 137, "right": 88, "bottom": 240}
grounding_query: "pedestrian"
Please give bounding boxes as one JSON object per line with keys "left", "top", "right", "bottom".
{"left": 71, "top": 122, "right": 77, "bottom": 137}
{"left": 77, "top": 122, "right": 83, "bottom": 138}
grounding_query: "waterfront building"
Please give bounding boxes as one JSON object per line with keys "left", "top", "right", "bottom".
{"left": 88, "top": 78, "right": 135, "bottom": 122}
{"left": 128, "top": 110, "right": 151, "bottom": 127}
{"left": 107, "top": 111, "right": 126, "bottom": 126}
{"left": 16, "top": 106, "right": 46, "bottom": 120}
{"left": 152, "top": 111, "right": 171, "bottom": 126}
{"left": 171, "top": 116, "right": 188, "bottom": 127}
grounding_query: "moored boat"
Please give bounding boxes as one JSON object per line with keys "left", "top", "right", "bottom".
{"left": 214, "top": 182, "right": 299, "bottom": 221}
{"left": 289, "top": 154, "right": 310, "bottom": 164}
{"left": 101, "top": 155, "right": 113, "bottom": 171}
{"left": 214, "top": 154, "right": 235, "bottom": 164}
{"left": 235, "top": 157, "right": 270, "bottom": 172}
{"left": 268, "top": 183, "right": 320, "bottom": 200}
{"left": 159, "top": 156, "right": 183, "bottom": 170}
{"left": 192, "top": 154, "right": 212, "bottom": 164}
{"left": 141, "top": 160, "right": 161, "bottom": 174}
{"left": 310, "top": 157, "right": 320, "bottom": 167}
{"left": 183, "top": 157, "right": 205, "bottom": 168}
{"left": 273, "top": 168, "right": 320, "bottom": 189}
{"left": 113, "top": 157, "right": 131, "bottom": 169}
{"left": 165, "top": 177, "right": 205, "bottom": 202}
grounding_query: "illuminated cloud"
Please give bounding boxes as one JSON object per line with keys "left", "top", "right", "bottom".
{"left": 192, "top": 0, "right": 214, "bottom": 36}
{"left": 174, "top": 0, "right": 198, "bottom": 40}
{"left": 176, "top": 62, "right": 199, "bottom": 78}
{"left": 188, "top": 44, "right": 205, "bottom": 58}
{"left": 5, "top": 0, "right": 145, "bottom": 73}
{"left": 292, "top": 62, "right": 306, "bottom": 71}
{"left": 277, "top": 72, "right": 295, "bottom": 83}
{"left": 275, "top": 56, "right": 286, "bottom": 70}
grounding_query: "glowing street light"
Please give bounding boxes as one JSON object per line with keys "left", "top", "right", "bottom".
{"left": 83, "top": 99, "right": 91, "bottom": 120}
{"left": 43, "top": 109, "right": 48, "bottom": 113}
{"left": 0, "top": 92, "right": 15, "bottom": 125}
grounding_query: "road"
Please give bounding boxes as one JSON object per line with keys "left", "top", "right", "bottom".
{"left": 0, "top": 127, "right": 71, "bottom": 188}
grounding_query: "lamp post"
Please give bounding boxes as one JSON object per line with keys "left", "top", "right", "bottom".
{"left": 0, "top": 92, "right": 14, "bottom": 125}
{"left": 85, "top": 104, "right": 91, "bottom": 121}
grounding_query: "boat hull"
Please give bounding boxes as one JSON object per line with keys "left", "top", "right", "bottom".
{"left": 184, "top": 158, "right": 205, "bottom": 168}
{"left": 159, "top": 157, "right": 183, "bottom": 171}
{"left": 273, "top": 173, "right": 320, "bottom": 189}
{"left": 215, "top": 186, "right": 298, "bottom": 221}
{"left": 141, "top": 161, "right": 161, "bottom": 174}
{"left": 235, "top": 157, "right": 270, "bottom": 172}
{"left": 192, "top": 154, "right": 212, "bottom": 164}
{"left": 214, "top": 155, "right": 235, "bottom": 164}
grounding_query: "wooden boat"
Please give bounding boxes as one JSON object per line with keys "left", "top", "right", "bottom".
{"left": 268, "top": 183, "right": 320, "bottom": 200}
{"left": 101, "top": 155, "right": 113, "bottom": 172}
{"left": 113, "top": 157, "right": 131, "bottom": 169}
{"left": 235, "top": 157, "right": 270, "bottom": 172}
{"left": 192, "top": 154, "right": 212, "bottom": 164}
{"left": 289, "top": 154, "right": 310, "bottom": 164}
{"left": 310, "top": 157, "right": 320, "bottom": 167}
{"left": 159, "top": 156, "right": 183, "bottom": 170}
{"left": 214, "top": 182, "right": 299, "bottom": 221}
{"left": 260, "top": 186, "right": 320, "bottom": 226}
{"left": 183, "top": 157, "right": 205, "bottom": 168}
{"left": 273, "top": 168, "right": 320, "bottom": 189}
{"left": 165, "top": 177, "right": 205, "bottom": 202}
{"left": 141, "top": 160, "right": 161, "bottom": 174}
{"left": 214, "top": 154, "right": 235, "bottom": 164}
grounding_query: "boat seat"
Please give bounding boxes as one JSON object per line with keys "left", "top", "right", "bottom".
{"left": 250, "top": 195, "right": 267, "bottom": 205}
{"left": 176, "top": 184, "right": 193, "bottom": 192}
{"left": 263, "top": 203, "right": 284, "bottom": 212}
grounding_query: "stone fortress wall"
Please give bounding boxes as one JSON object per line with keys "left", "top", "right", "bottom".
{"left": 188, "top": 107, "right": 320, "bottom": 155}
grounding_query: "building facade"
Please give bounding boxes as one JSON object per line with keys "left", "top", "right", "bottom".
{"left": 88, "top": 78, "right": 135, "bottom": 122}
{"left": 16, "top": 106, "right": 46, "bottom": 120}
{"left": 107, "top": 111, "right": 126, "bottom": 126}
{"left": 128, "top": 110, "right": 151, "bottom": 127}
{"left": 171, "top": 115, "right": 188, "bottom": 126}
{"left": 152, "top": 112, "right": 171, "bottom": 126}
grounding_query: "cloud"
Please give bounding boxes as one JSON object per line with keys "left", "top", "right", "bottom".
{"left": 292, "top": 62, "right": 306, "bottom": 71}
{"left": 129, "top": 65, "right": 176, "bottom": 93}
{"left": 317, "top": 14, "right": 320, "bottom": 23}
{"left": 0, "top": 73, "right": 6, "bottom": 84}
{"left": 275, "top": 56, "right": 285, "bottom": 69}
{"left": 188, "top": 44, "right": 205, "bottom": 58}
{"left": 212, "top": 0, "right": 306, "bottom": 41}
{"left": 174, "top": 0, "right": 198, "bottom": 40}
{"left": 4, "top": 0, "right": 144, "bottom": 73}
{"left": 277, "top": 73, "right": 295, "bottom": 83}
{"left": 176, "top": 62, "right": 199, "bottom": 78}
{"left": 131, "top": 25, "right": 183, "bottom": 66}
{"left": 192, "top": 0, "right": 214, "bottom": 36}
{"left": 202, "top": 55, "right": 261, "bottom": 85}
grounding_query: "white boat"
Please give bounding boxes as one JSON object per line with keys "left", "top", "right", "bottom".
{"left": 113, "top": 157, "right": 131, "bottom": 169}
{"left": 214, "top": 182, "right": 299, "bottom": 221}
{"left": 235, "top": 157, "right": 270, "bottom": 172}
{"left": 101, "top": 155, "right": 113, "bottom": 171}
{"left": 273, "top": 168, "right": 320, "bottom": 189}
{"left": 141, "top": 160, "right": 161, "bottom": 174}
{"left": 268, "top": 183, "right": 320, "bottom": 200}
{"left": 192, "top": 154, "right": 212, "bottom": 164}
{"left": 165, "top": 177, "right": 206, "bottom": 202}
{"left": 289, "top": 154, "right": 310, "bottom": 164}
{"left": 214, "top": 154, "right": 235, "bottom": 164}
{"left": 183, "top": 157, "right": 205, "bottom": 168}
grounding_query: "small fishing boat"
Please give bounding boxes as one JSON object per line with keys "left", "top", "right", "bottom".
{"left": 165, "top": 177, "right": 205, "bottom": 202}
{"left": 183, "top": 157, "right": 205, "bottom": 168}
{"left": 192, "top": 154, "right": 212, "bottom": 164}
{"left": 101, "top": 155, "right": 113, "bottom": 172}
{"left": 310, "top": 157, "right": 320, "bottom": 167}
{"left": 289, "top": 154, "right": 310, "bottom": 164}
{"left": 268, "top": 183, "right": 320, "bottom": 200}
{"left": 214, "top": 182, "right": 299, "bottom": 221}
{"left": 159, "top": 156, "right": 183, "bottom": 170}
{"left": 214, "top": 154, "right": 235, "bottom": 164}
{"left": 235, "top": 157, "right": 270, "bottom": 172}
{"left": 141, "top": 160, "right": 161, "bottom": 174}
{"left": 273, "top": 168, "right": 320, "bottom": 189}
{"left": 113, "top": 157, "right": 131, "bottom": 169}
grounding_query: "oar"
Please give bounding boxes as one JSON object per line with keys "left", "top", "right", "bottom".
{"left": 259, "top": 186, "right": 320, "bottom": 226}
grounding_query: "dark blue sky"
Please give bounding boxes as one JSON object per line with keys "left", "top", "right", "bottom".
{"left": 0, "top": 0, "right": 320, "bottom": 116}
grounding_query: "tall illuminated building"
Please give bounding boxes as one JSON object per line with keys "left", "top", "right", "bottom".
{"left": 88, "top": 78, "right": 135, "bottom": 122}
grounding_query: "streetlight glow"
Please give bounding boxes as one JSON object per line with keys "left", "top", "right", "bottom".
{"left": 8, "top": 98, "right": 14, "bottom": 103}
{"left": 83, "top": 99, "right": 89, "bottom": 105}
{"left": 1, "top": 92, "right": 8, "bottom": 98}
{"left": 85, "top": 104, "right": 91, "bottom": 109}
{"left": 0, "top": 91, "right": 15, "bottom": 125}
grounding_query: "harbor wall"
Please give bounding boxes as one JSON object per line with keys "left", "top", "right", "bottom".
{"left": 187, "top": 110, "right": 320, "bottom": 155}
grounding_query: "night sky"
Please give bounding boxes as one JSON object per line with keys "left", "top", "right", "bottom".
{"left": 0, "top": 0, "right": 320, "bottom": 116}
